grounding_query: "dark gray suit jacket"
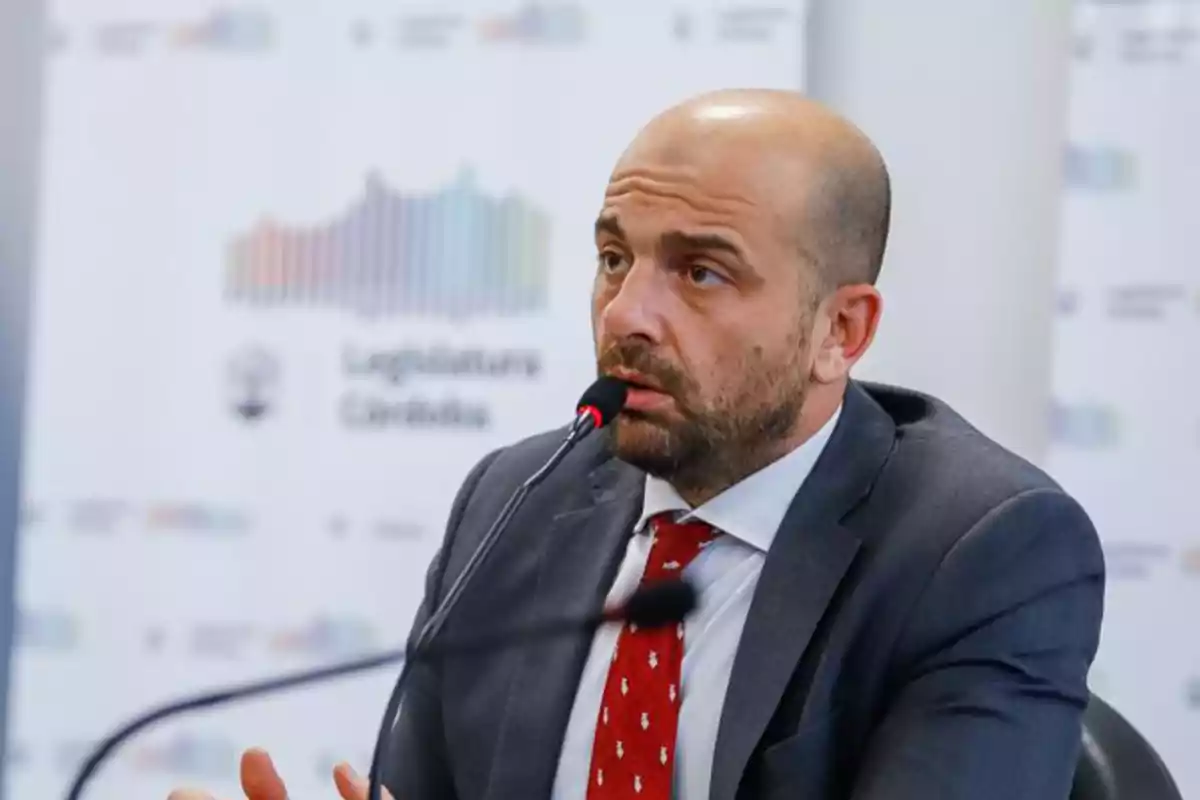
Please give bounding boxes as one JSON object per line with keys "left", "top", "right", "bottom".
{"left": 385, "top": 381, "right": 1106, "bottom": 799}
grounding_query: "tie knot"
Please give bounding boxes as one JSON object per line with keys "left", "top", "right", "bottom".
{"left": 644, "top": 513, "right": 716, "bottom": 580}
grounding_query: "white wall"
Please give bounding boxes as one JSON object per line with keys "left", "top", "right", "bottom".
{"left": 806, "top": 0, "right": 1075, "bottom": 465}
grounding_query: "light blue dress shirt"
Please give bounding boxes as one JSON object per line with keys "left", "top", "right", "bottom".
{"left": 551, "top": 406, "right": 841, "bottom": 800}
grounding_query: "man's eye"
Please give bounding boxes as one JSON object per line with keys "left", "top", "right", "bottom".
{"left": 686, "top": 264, "right": 725, "bottom": 286}
{"left": 598, "top": 251, "right": 627, "bottom": 272}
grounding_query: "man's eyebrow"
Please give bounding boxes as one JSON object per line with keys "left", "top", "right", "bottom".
{"left": 594, "top": 215, "right": 625, "bottom": 240}
{"left": 662, "top": 231, "right": 746, "bottom": 260}
{"left": 593, "top": 216, "right": 753, "bottom": 275}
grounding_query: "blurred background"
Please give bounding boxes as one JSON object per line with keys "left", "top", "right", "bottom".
{"left": 0, "top": 0, "right": 1195, "bottom": 798}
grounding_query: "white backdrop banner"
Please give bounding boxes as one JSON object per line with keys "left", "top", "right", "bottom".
{"left": 5, "top": 2, "right": 808, "bottom": 798}
{"left": 1049, "top": 1, "right": 1199, "bottom": 796}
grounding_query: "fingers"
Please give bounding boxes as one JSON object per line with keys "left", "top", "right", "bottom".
{"left": 239, "top": 747, "right": 289, "bottom": 800}
{"left": 332, "top": 762, "right": 367, "bottom": 800}
{"left": 332, "top": 762, "right": 395, "bottom": 800}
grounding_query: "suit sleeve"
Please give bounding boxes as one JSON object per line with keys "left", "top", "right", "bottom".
{"left": 850, "top": 488, "right": 1106, "bottom": 800}
{"left": 381, "top": 447, "right": 503, "bottom": 800}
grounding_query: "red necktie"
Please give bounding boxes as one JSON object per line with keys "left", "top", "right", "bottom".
{"left": 586, "top": 513, "right": 716, "bottom": 799}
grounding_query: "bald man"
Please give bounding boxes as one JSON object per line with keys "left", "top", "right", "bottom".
{"left": 171, "top": 90, "right": 1104, "bottom": 800}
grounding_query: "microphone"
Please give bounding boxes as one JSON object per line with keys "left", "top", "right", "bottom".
{"left": 570, "top": 375, "right": 628, "bottom": 440}
{"left": 62, "top": 576, "right": 694, "bottom": 800}
{"left": 365, "top": 375, "right": 628, "bottom": 800}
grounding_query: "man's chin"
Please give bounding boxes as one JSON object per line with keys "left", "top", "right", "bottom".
{"left": 605, "top": 419, "right": 679, "bottom": 474}
{"left": 610, "top": 412, "right": 670, "bottom": 440}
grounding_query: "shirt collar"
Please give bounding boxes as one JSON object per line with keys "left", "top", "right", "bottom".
{"left": 635, "top": 404, "right": 842, "bottom": 553}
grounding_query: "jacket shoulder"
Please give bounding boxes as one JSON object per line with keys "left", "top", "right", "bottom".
{"left": 861, "top": 380, "right": 1062, "bottom": 508}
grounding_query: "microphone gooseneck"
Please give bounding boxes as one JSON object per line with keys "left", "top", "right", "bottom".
{"left": 615, "top": 578, "right": 697, "bottom": 629}
{"left": 60, "top": 573, "right": 691, "bottom": 800}
{"left": 65, "top": 377, "right": 634, "bottom": 800}
{"left": 415, "top": 578, "right": 696, "bottom": 661}
{"left": 62, "top": 573, "right": 692, "bottom": 800}
{"left": 364, "top": 377, "right": 628, "bottom": 800}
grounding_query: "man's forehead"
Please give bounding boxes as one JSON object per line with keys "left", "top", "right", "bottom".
{"left": 599, "top": 161, "right": 805, "bottom": 239}
{"left": 602, "top": 163, "right": 764, "bottom": 210}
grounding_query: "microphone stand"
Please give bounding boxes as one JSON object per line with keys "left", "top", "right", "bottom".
{"left": 61, "top": 577, "right": 688, "bottom": 800}
{"left": 65, "top": 381, "right": 626, "bottom": 800}
{"left": 364, "top": 411, "right": 600, "bottom": 800}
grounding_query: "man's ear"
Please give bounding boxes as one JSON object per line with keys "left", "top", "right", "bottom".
{"left": 810, "top": 284, "right": 883, "bottom": 384}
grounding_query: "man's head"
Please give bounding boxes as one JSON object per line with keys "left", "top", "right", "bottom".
{"left": 591, "top": 89, "right": 890, "bottom": 502}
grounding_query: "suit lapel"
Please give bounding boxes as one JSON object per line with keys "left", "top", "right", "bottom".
{"left": 709, "top": 383, "right": 896, "bottom": 800}
{"left": 484, "top": 455, "right": 643, "bottom": 800}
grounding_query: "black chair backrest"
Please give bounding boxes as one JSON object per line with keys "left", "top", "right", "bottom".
{"left": 1071, "top": 693, "right": 1183, "bottom": 800}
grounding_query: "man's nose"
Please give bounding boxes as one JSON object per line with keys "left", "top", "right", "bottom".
{"left": 599, "top": 261, "right": 667, "bottom": 344}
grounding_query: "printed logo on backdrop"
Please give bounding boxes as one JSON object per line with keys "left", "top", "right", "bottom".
{"left": 224, "top": 170, "right": 549, "bottom": 320}
{"left": 1057, "top": 287, "right": 1082, "bottom": 318}
{"left": 225, "top": 346, "right": 280, "bottom": 422}
{"left": 68, "top": 498, "right": 129, "bottom": 535}
{"left": 478, "top": 3, "right": 587, "bottom": 45}
{"left": 1050, "top": 401, "right": 1120, "bottom": 449}
{"left": 1120, "top": 13, "right": 1198, "bottom": 65}
{"left": 673, "top": 12, "right": 694, "bottom": 42}
{"left": 1107, "top": 284, "right": 1189, "bottom": 320}
{"left": 91, "top": 8, "right": 274, "bottom": 56}
{"left": 340, "top": 344, "right": 540, "bottom": 430}
{"left": 1071, "top": 8, "right": 1198, "bottom": 64}
{"left": 349, "top": 19, "right": 376, "bottom": 47}
{"left": 171, "top": 7, "right": 273, "bottom": 52}
{"left": 16, "top": 607, "right": 79, "bottom": 652}
{"left": 269, "top": 616, "right": 377, "bottom": 657}
{"left": 128, "top": 734, "right": 239, "bottom": 780}
{"left": 144, "top": 625, "right": 168, "bottom": 653}
{"left": 395, "top": 13, "right": 466, "bottom": 49}
{"left": 324, "top": 515, "right": 424, "bottom": 541}
{"left": 372, "top": 517, "right": 424, "bottom": 540}
{"left": 186, "top": 621, "right": 255, "bottom": 659}
{"left": 224, "top": 169, "right": 546, "bottom": 430}
{"left": 184, "top": 616, "right": 377, "bottom": 660}
{"left": 146, "top": 502, "right": 251, "bottom": 536}
{"left": 717, "top": 6, "right": 793, "bottom": 43}
{"left": 93, "top": 20, "right": 158, "bottom": 55}
{"left": 1064, "top": 144, "right": 1136, "bottom": 192}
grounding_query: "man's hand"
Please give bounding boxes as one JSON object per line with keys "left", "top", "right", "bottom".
{"left": 166, "top": 747, "right": 394, "bottom": 800}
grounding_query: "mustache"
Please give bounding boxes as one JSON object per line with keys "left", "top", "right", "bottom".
{"left": 597, "top": 342, "right": 690, "bottom": 399}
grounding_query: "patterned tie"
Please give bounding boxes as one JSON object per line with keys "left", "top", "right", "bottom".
{"left": 586, "top": 513, "right": 716, "bottom": 799}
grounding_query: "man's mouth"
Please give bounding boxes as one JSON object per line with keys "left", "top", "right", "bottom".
{"left": 606, "top": 369, "right": 676, "bottom": 415}
{"left": 608, "top": 369, "right": 665, "bottom": 393}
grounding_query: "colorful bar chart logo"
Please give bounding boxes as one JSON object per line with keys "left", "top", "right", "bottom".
{"left": 224, "top": 169, "right": 550, "bottom": 318}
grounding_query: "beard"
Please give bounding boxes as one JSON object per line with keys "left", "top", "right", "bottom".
{"left": 596, "top": 334, "right": 810, "bottom": 499}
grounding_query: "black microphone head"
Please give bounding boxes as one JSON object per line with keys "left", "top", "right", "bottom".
{"left": 576, "top": 376, "right": 628, "bottom": 428}
{"left": 619, "top": 578, "right": 697, "bottom": 629}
